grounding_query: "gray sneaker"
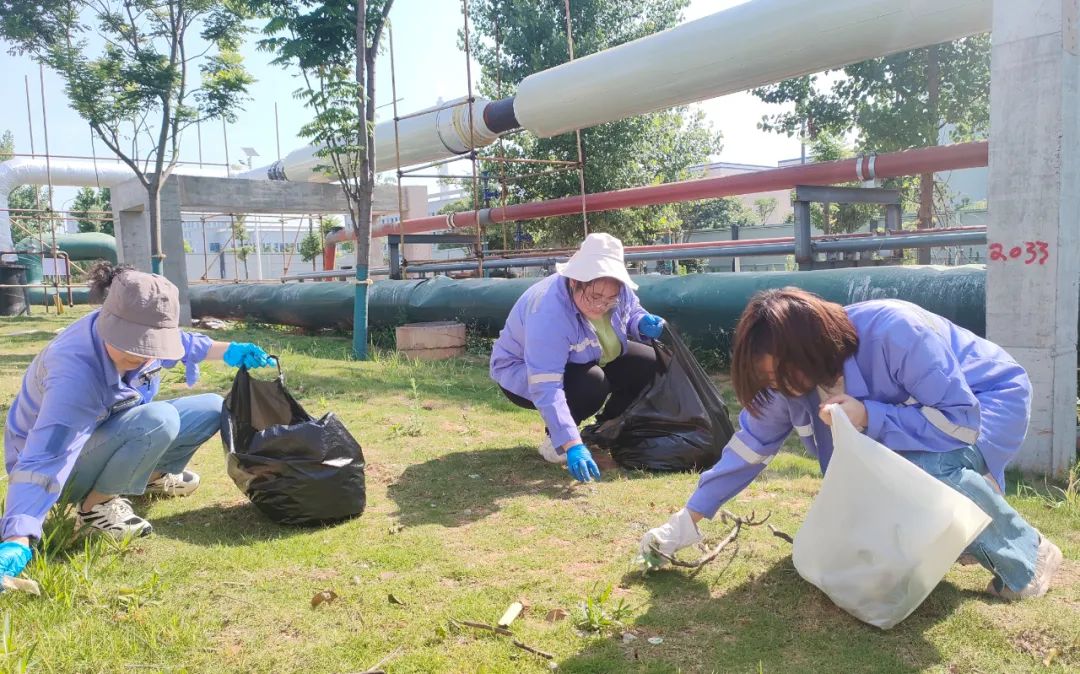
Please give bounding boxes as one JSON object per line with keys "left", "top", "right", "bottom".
{"left": 77, "top": 497, "right": 153, "bottom": 539}
{"left": 145, "top": 469, "right": 201, "bottom": 497}
{"left": 987, "top": 535, "right": 1063, "bottom": 600}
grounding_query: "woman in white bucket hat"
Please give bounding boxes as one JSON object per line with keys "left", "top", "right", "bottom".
{"left": 490, "top": 233, "right": 666, "bottom": 482}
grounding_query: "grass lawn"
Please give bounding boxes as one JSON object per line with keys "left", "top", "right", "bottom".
{"left": 0, "top": 308, "right": 1078, "bottom": 674}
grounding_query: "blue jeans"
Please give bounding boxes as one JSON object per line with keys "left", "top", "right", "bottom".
{"left": 64, "top": 394, "right": 223, "bottom": 503}
{"left": 903, "top": 445, "right": 1039, "bottom": 592}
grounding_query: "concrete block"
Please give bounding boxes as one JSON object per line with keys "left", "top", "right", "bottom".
{"left": 396, "top": 321, "right": 466, "bottom": 360}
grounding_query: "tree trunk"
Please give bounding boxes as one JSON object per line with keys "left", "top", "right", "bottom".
{"left": 917, "top": 44, "right": 940, "bottom": 264}
{"left": 351, "top": 0, "right": 371, "bottom": 360}
{"left": 148, "top": 180, "right": 163, "bottom": 275}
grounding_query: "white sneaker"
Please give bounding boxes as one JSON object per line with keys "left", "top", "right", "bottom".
{"left": 145, "top": 469, "right": 201, "bottom": 497}
{"left": 538, "top": 435, "right": 567, "bottom": 464}
{"left": 77, "top": 497, "right": 153, "bottom": 539}
{"left": 987, "top": 535, "right": 1063, "bottom": 600}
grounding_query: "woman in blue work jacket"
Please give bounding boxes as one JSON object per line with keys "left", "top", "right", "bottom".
{"left": 0, "top": 263, "right": 274, "bottom": 581}
{"left": 640, "top": 287, "right": 1062, "bottom": 600}
{"left": 490, "top": 233, "right": 665, "bottom": 482}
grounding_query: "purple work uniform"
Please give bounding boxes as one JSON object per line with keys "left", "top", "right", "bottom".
{"left": 490, "top": 273, "right": 649, "bottom": 449}
{"left": 687, "top": 299, "right": 1032, "bottom": 518}
{"left": 2, "top": 310, "right": 212, "bottom": 540}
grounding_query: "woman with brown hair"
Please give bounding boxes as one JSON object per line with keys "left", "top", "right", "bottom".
{"left": 639, "top": 287, "right": 1062, "bottom": 600}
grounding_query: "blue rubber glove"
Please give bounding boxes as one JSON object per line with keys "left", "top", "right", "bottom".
{"left": 223, "top": 343, "right": 275, "bottom": 369}
{"left": 638, "top": 313, "right": 666, "bottom": 339}
{"left": 0, "top": 541, "right": 33, "bottom": 582}
{"left": 565, "top": 444, "right": 601, "bottom": 483}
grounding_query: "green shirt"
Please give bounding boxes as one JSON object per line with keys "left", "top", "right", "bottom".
{"left": 588, "top": 313, "right": 622, "bottom": 366}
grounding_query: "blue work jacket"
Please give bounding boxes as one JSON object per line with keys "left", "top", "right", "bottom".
{"left": 490, "top": 273, "right": 649, "bottom": 449}
{"left": 686, "top": 299, "right": 1031, "bottom": 519}
{"left": 2, "top": 310, "right": 212, "bottom": 539}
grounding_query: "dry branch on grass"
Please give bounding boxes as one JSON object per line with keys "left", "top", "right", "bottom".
{"left": 346, "top": 646, "right": 402, "bottom": 674}
{"left": 768, "top": 524, "right": 794, "bottom": 544}
{"left": 650, "top": 510, "right": 772, "bottom": 577}
{"left": 451, "top": 619, "right": 555, "bottom": 660}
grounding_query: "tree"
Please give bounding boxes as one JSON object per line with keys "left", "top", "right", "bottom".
{"left": 468, "top": 0, "right": 722, "bottom": 247}
{"left": 229, "top": 214, "right": 253, "bottom": 279}
{"left": 1, "top": 130, "right": 53, "bottom": 245}
{"left": 1, "top": 0, "right": 253, "bottom": 273}
{"left": 299, "top": 215, "right": 343, "bottom": 262}
{"left": 752, "top": 35, "right": 989, "bottom": 250}
{"left": 251, "top": 0, "right": 394, "bottom": 359}
{"left": 753, "top": 197, "right": 778, "bottom": 225}
{"left": 677, "top": 197, "right": 756, "bottom": 240}
{"left": 801, "top": 133, "right": 878, "bottom": 235}
{"left": 70, "top": 187, "right": 113, "bottom": 235}
{"left": 298, "top": 231, "right": 323, "bottom": 263}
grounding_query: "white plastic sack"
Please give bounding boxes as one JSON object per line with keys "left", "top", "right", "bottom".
{"left": 792, "top": 405, "right": 991, "bottom": 629}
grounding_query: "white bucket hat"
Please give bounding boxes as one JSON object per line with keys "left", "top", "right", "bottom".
{"left": 556, "top": 233, "right": 638, "bottom": 290}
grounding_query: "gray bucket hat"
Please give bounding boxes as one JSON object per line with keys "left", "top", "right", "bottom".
{"left": 96, "top": 270, "right": 184, "bottom": 360}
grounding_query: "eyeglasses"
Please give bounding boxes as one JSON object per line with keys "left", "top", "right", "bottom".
{"left": 578, "top": 289, "right": 619, "bottom": 310}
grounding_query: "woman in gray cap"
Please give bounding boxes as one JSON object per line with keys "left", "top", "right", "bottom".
{"left": 0, "top": 264, "right": 274, "bottom": 582}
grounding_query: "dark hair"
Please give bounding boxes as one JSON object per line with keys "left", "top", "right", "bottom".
{"left": 87, "top": 261, "right": 133, "bottom": 304}
{"left": 731, "top": 287, "right": 858, "bottom": 416}
{"left": 567, "top": 277, "right": 621, "bottom": 293}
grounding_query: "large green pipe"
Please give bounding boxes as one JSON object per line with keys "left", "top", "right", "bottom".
{"left": 18, "top": 232, "right": 118, "bottom": 304}
{"left": 189, "top": 265, "right": 988, "bottom": 350}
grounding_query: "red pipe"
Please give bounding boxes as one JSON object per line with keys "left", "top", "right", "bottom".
{"left": 322, "top": 246, "right": 337, "bottom": 276}
{"left": 322, "top": 141, "right": 989, "bottom": 266}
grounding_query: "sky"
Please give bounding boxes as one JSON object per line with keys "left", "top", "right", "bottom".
{"left": 0, "top": 0, "right": 804, "bottom": 208}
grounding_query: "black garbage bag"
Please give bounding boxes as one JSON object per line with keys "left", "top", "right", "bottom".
{"left": 220, "top": 360, "right": 366, "bottom": 526}
{"left": 582, "top": 326, "right": 735, "bottom": 472}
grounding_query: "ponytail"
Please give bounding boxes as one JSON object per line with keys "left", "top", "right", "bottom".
{"left": 87, "top": 261, "right": 133, "bottom": 304}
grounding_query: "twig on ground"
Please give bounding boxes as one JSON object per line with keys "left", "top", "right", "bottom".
{"left": 650, "top": 510, "right": 771, "bottom": 575}
{"left": 768, "top": 524, "right": 794, "bottom": 544}
{"left": 512, "top": 639, "right": 555, "bottom": 660}
{"left": 353, "top": 646, "right": 402, "bottom": 674}
{"left": 455, "top": 619, "right": 513, "bottom": 636}
{"left": 219, "top": 593, "right": 258, "bottom": 607}
{"left": 452, "top": 619, "right": 554, "bottom": 660}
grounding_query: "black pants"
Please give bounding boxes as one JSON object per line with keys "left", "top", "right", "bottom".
{"left": 501, "top": 340, "right": 657, "bottom": 426}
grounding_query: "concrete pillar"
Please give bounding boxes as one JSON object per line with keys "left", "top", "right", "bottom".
{"left": 111, "top": 178, "right": 152, "bottom": 272}
{"left": 402, "top": 185, "right": 430, "bottom": 264}
{"left": 368, "top": 185, "right": 429, "bottom": 274}
{"left": 159, "top": 179, "right": 192, "bottom": 325}
{"left": 986, "top": 0, "right": 1079, "bottom": 476}
{"left": 110, "top": 176, "right": 192, "bottom": 325}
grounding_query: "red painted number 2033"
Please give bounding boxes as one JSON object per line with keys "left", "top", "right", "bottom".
{"left": 988, "top": 241, "right": 1050, "bottom": 265}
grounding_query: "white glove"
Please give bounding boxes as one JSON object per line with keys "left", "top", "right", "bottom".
{"left": 637, "top": 508, "right": 703, "bottom": 569}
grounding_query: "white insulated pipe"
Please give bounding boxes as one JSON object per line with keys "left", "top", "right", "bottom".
{"left": 245, "top": 0, "right": 990, "bottom": 184}
{"left": 238, "top": 96, "right": 501, "bottom": 182}
{"left": 0, "top": 157, "right": 222, "bottom": 259}
{"left": 514, "top": 0, "right": 991, "bottom": 137}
